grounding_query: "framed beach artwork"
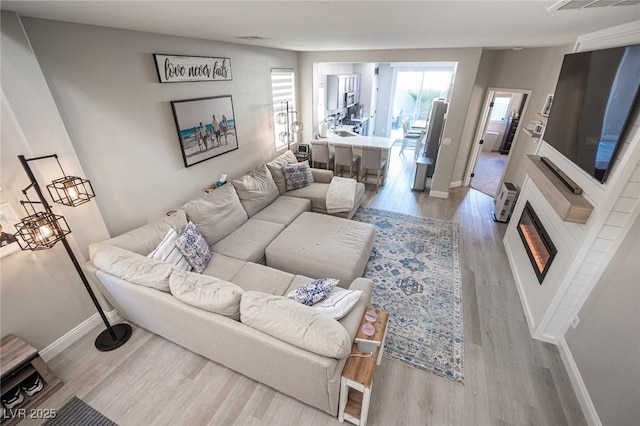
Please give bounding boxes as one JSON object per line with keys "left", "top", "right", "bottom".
{"left": 170, "top": 95, "right": 239, "bottom": 167}
{"left": 0, "top": 201, "right": 21, "bottom": 258}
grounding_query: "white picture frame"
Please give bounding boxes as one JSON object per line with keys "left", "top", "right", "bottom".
{"left": 0, "top": 201, "right": 21, "bottom": 258}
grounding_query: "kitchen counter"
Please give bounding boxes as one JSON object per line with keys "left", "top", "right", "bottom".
{"left": 314, "top": 129, "right": 394, "bottom": 186}
{"left": 324, "top": 129, "right": 395, "bottom": 149}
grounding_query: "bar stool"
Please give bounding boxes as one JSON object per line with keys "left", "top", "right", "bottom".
{"left": 360, "top": 147, "right": 387, "bottom": 190}
{"left": 310, "top": 140, "right": 334, "bottom": 170}
{"left": 334, "top": 144, "right": 360, "bottom": 180}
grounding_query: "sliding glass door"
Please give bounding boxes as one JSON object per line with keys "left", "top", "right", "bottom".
{"left": 390, "top": 65, "right": 455, "bottom": 134}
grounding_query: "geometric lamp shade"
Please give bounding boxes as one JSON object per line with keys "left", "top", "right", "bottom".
{"left": 47, "top": 176, "right": 95, "bottom": 207}
{"left": 14, "top": 211, "right": 71, "bottom": 250}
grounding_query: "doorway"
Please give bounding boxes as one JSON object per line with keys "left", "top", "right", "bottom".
{"left": 464, "top": 88, "right": 530, "bottom": 198}
{"left": 387, "top": 64, "right": 456, "bottom": 145}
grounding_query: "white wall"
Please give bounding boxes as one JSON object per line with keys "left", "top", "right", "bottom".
{"left": 1, "top": 11, "right": 109, "bottom": 349}
{"left": 20, "top": 17, "right": 298, "bottom": 237}
{"left": 564, "top": 214, "right": 640, "bottom": 426}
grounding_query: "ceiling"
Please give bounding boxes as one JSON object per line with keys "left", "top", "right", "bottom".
{"left": 2, "top": 1, "right": 639, "bottom": 51}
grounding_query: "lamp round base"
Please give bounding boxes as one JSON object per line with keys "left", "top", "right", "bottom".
{"left": 94, "top": 323, "right": 132, "bottom": 352}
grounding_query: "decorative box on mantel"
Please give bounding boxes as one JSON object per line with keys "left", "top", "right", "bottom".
{"left": 524, "top": 155, "right": 593, "bottom": 224}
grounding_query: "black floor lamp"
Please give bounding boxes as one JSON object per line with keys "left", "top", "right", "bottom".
{"left": 13, "top": 154, "right": 132, "bottom": 351}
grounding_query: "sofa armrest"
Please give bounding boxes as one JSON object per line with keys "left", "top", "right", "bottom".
{"left": 311, "top": 168, "right": 334, "bottom": 184}
{"left": 339, "top": 278, "right": 374, "bottom": 342}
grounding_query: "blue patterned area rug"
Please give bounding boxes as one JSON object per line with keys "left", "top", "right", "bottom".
{"left": 353, "top": 207, "right": 464, "bottom": 383}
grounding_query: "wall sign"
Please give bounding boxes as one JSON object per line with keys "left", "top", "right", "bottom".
{"left": 154, "top": 54, "right": 232, "bottom": 83}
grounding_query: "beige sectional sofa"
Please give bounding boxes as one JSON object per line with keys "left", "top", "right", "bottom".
{"left": 86, "top": 151, "right": 373, "bottom": 415}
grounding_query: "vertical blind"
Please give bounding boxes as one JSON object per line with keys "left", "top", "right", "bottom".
{"left": 271, "top": 68, "right": 296, "bottom": 148}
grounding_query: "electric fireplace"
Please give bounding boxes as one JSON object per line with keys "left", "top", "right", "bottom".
{"left": 517, "top": 202, "right": 557, "bottom": 284}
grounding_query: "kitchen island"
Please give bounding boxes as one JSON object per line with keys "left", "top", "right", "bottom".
{"left": 316, "top": 129, "right": 395, "bottom": 186}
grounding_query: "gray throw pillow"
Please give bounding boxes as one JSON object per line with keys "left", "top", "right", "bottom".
{"left": 180, "top": 184, "right": 248, "bottom": 246}
{"left": 266, "top": 150, "right": 299, "bottom": 194}
{"left": 232, "top": 165, "right": 279, "bottom": 216}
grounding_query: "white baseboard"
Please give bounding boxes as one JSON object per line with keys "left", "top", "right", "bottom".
{"left": 40, "top": 310, "right": 122, "bottom": 362}
{"left": 429, "top": 190, "right": 449, "bottom": 198}
{"left": 557, "top": 336, "right": 601, "bottom": 426}
{"left": 449, "top": 180, "right": 462, "bottom": 188}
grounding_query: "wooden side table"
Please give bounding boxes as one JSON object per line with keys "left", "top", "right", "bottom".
{"left": 338, "top": 307, "right": 389, "bottom": 426}
{"left": 1, "top": 335, "right": 62, "bottom": 426}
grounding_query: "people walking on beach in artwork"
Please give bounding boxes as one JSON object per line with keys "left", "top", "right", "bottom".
{"left": 221, "top": 115, "right": 228, "bottom": 145}
{"left": 195, "top": 125, "right": 205, "bottom": 151}
{"left": 199, "top": 122, "right": 210, "bottom": 150}
{"left": 212, "top": 115, "right": 221, "bottom": 147}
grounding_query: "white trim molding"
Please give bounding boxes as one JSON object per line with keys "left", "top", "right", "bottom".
{"left": 429, "top": 189, "right": 449, "bottom": 199}
{"left": 39, "top": 310, "right": 123, "bottom": 362}
{"left": 557, "top": 337, "right": 602, "bottom": 426}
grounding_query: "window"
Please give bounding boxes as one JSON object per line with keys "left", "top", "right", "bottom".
{"left": 390, "top": 63, "right": 456, "bottom": 126}
{"left": 271, "top": 69, "right": 296, "bottom": 149}
{"left": 490, "top": 96, "right": 511, "bottom": 121}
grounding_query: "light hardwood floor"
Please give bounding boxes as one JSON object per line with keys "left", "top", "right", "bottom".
{"left": 24, "top": 146, "right": 586, "bottom": 426}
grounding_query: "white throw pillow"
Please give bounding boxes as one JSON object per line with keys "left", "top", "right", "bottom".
{"left": 240, "top": 291, "right": 352, "bottom": 358}
{"left": 311, "top": 288, "right": 362, "bottom": 320}
{"left": 147, "top": 228, "right": 193, "bottom": 272}
{"left": 169, "top": 270, "right": 244, "bottom": 320}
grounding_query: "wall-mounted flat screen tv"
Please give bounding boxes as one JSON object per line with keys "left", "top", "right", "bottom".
{"left": 544, "top": 44, "right": 640, "bottom": 183}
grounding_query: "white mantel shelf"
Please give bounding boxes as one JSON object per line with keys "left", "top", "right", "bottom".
{"left": 524, "top": 155, "right": 594, "bottom": 224}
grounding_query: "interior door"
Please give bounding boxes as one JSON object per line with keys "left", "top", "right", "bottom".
{"left": 463, "top": 90, "right": 496, "bottom": 186}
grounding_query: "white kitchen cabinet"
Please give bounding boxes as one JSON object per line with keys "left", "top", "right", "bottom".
{"left": 326, "top": 74, "right": 361, "bottom": 110}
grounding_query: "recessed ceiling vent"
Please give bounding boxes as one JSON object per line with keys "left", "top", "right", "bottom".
{"left": 548, "top": 0, "right": 640, "bottom": 11}
{"left": 235, "top": 36, "right": 268, "bottom": 40}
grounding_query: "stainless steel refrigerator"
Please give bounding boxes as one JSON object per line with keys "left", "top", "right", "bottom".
{"left": 413, "top": 99, "right": 448, "bottom": 191}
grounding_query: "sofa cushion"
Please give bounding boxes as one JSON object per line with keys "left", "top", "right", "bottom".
{"left": 232, "top": 165, "right": 279, "bottom": 217}
{"left": 169, "top": 270, "right": 244, "bottom": 320}
{"left": 202, "top": 253, "right": 247, "bottom": 281}
{"left": 310, "top": 168, "right": 334, "bottom": 184}
{"left": 175, "top": 222, "right": 212, "bottom": 274}
{"left": 147, "top": 228, "right": 192, "bottom": 272}
{"left": 283, "top": 161, "right": 314, "bottom": 191}
{"left": 285, "top": 182, "right": 329, "bottom": 212}
{"left": 240, "top": 291, "right": 352, "bottom": 358}
{"left": 230, "top": 262, "right": 295, "bottom": 295}
{"left": 212, "top": 219, "right": 285, "bottom": 263}
{"left": 287, "top": 278, "right": 338, "bottom": 306}
{"left": 181, "top": 184, "right": 248, "bottom": 246}
{"left": 250, "top": 196, "right": 311, "bottom": 226}
{"left": 101, "top": 210, "right": 188, "bottom": 256}
{"left": 266, "top": 150, "right": 298, "bottom": 194}
{"left": 90, "top": 244, "right": 174, "bottom": 292}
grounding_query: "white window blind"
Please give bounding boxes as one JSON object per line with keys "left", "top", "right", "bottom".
{"left": 271, "top": 69, "right": 296, "bottom": 149}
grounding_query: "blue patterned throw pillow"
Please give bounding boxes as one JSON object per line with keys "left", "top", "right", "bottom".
{"left": 175, "top": 221, "right": 211, "bottom": 274}
{"left": 287, "top": 278, "right": 338, "bottom": 306}
{"left": 283, "top": 161, "right": 314, "bottom": 191}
